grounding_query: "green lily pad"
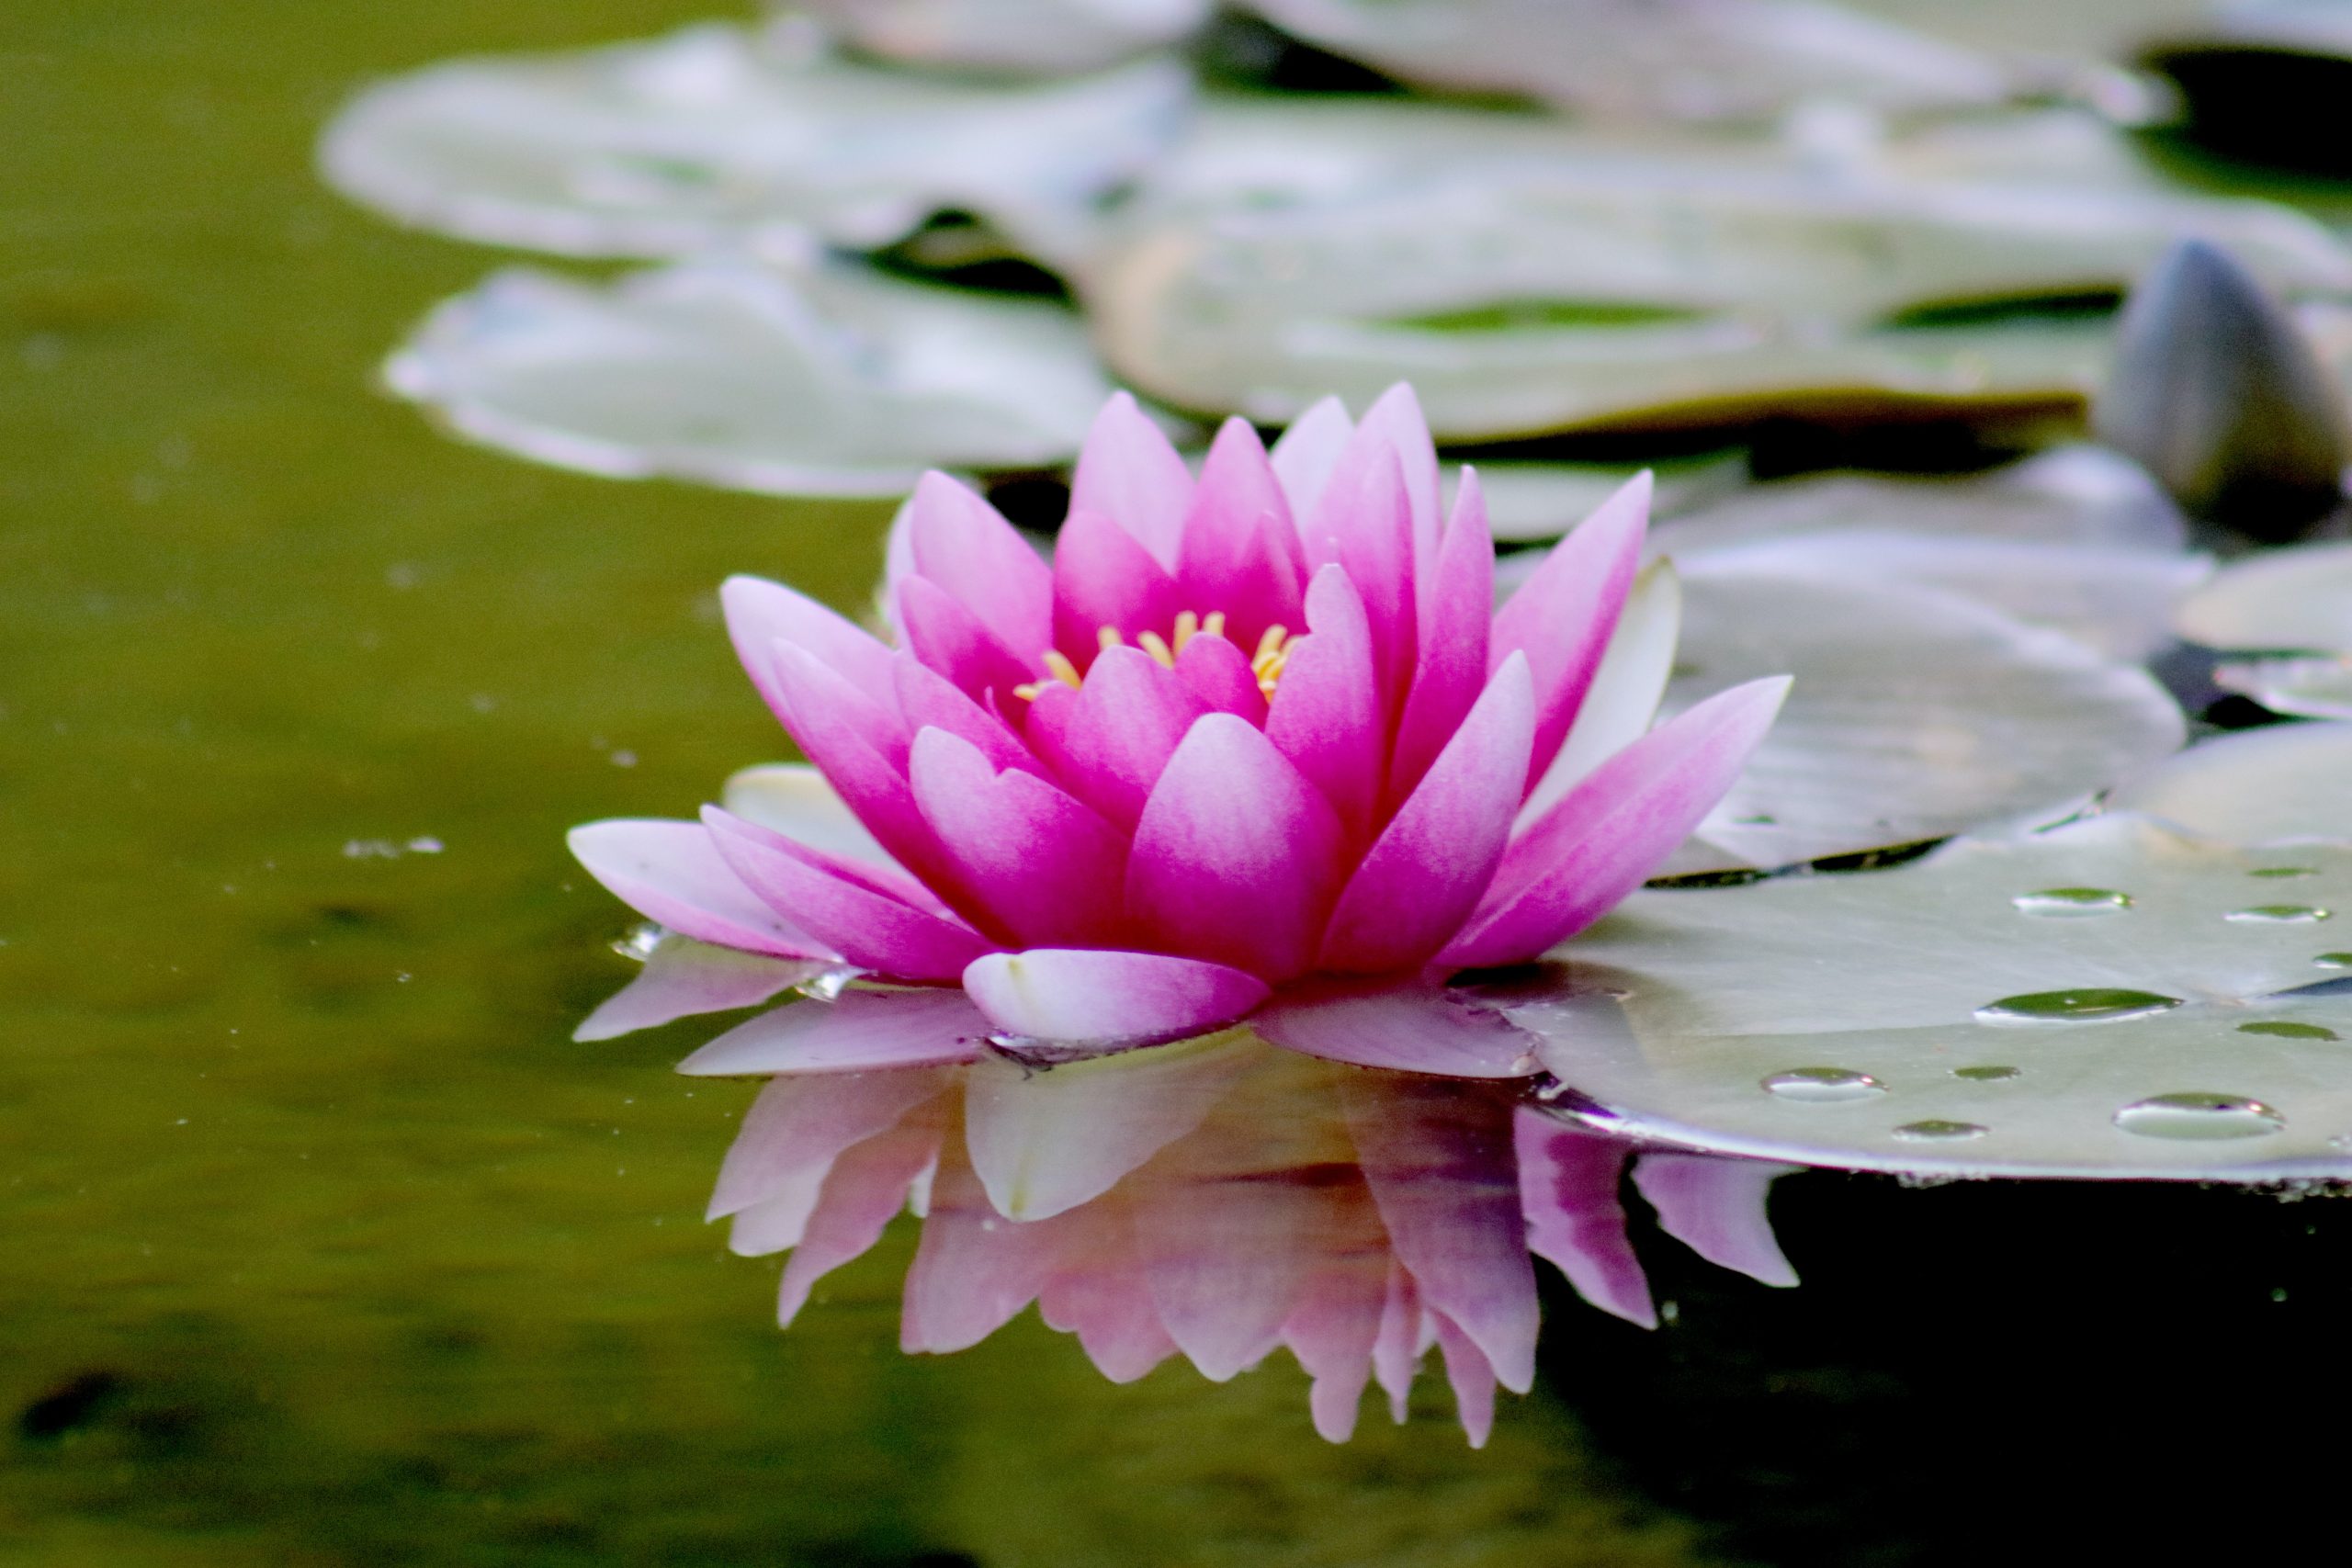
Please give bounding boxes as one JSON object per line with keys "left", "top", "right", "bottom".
{"left": 1514, "top": 812, "right": 2352, "bottom": 1179}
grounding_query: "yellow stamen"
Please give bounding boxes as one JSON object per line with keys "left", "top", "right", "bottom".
{"left": 1012, "top": 649, "right": 1087, "bottom": 702}
{"left": 1097, "top": 625, "right": 1122, "bottom": 653}
{"left": 1249, "top": 624, "right": 1295, "bottom": 700}
{"left": 1251, "top": 624, "right": 1288, "bottom": 662}
{"left": 1137, "top": 630, "right": 1177, "bottom": 669}
{"left": 1202, "top": 611, "right": 1227, "bottom": 643}
{"left": 1017, "top": 615, "right": 1291, "bottom": 701}
{"left": 1171, "top": 610, "right": 1199, "bottom": 651}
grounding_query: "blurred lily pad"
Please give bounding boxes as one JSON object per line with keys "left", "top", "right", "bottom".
{"left": 1656, "top": 569, "right": 2186, "bottom": 872}
{"left": 2110, "top": 720, "right": 2352, "bottom": 843}
{"left": 1080, "top": 97, "right": 2352, "bottom": 438}
{"left": 2174, "top": 539, "right": 2352, "bottom": 716}
{"left": 1239, "top": 0, "right": 2008, "bottom": 121}
{"left": 383, "top": 253, "right": 1124, "bottom": 496}
{"left": 319, "top": 20, "right": 1191, "bottom": 265}
{"left": 1518, "top": 811, "right": 2352, "bottom": 1179}
{"left": 803, "top": 0, "right": 1212, "bottom": 74}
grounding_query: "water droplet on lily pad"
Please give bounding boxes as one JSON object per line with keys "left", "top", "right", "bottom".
{"left": 1892, "top": 1120, "right": 1989, "bottom": 1142}
{"left": 1762, "top": 1067, "right": 1886, "bottom": 1103}
{"left": 2318, "top": 953, "right": 2352, "bottom": 969}
{"left": 2251, "top": 866, "right": 2319, "bottom": 879}
{"left": 2012, "top": 886, "right": 2132, "bottom": 916}
{"left": 2238, "top": 1021, "right": 2341, "bottom": 1041}
{"left": 1974, "top": 988, "right": 2185, "bottom": 1024}
{"left": 1952, "top": 1065, "right": 2021, "bottom": 1081}
{"left": 2114, "top": 1093, "right": 2286, "bottom": 1140}
{"left": 2228, "top": 906, "right": 2333, "bottom": 924}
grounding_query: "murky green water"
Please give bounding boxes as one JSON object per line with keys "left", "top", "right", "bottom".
{"left": 0, "top": 6, "right": 1726, "bottom": 1561}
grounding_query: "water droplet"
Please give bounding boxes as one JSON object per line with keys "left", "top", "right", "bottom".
{"left": 2011, "top": 886, "right": 2132, "bottom": 917}
{"left": 1952, "top": 1065, "right": 2020, "bottom": 1081}
{"left": 1892, "top": 1120, "right": 1988, "bottom": 1141}
{"left": 2238, "top": 1021, "right": 2341, "bottom": 1041}
{"left": 2315, "top": 953, "right": 2352, "bottom": 969}
{"left": 613, "top": 922, "right": 664, "bottom": 962}
{"left": 1974, "top": 988, "right": 2184, "bottom": 1025}
{"left": 1761, "top": 1067, "right": 1886, "bottom": 1103}
{"left": 2226, "top": 905, "right": 2333, "bottom": 924}
{"left": 2251, "top": 866, "right": 2318, "bottom": 879}
{"left": 2114, "top": 1093, "right": 2285, "bottom": 1140}
{"left": 794, "top": 964, "right": 862, "bottom": 1002}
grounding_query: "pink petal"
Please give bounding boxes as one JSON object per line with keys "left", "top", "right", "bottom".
{"left": 881, "top": 492, "right": 916, "bottom": 636}
{"left": 1127, "top": 713, "right": 1348, "bottom": 981}
{"left": 1051, "top": 505, "right": 1184, "bottom": 668}
{"left": 1036, "top": 1201, "right": 1180, "bottom": 1383}
{"left": 1431, "top": 1313, "right": 1499, "bottom": 1449}
{"left": 962, "top": 948, "right": 1270, "bottom": 1043}
{"left": 898, "top": 573, "right": 1037, "bottom": 704}
{"left": 1343, "top": 1075, "right": 1538, "bottom": 1394}
{"left": 1268, "top": 394, "right": 1353, "bottom": 528}
{"left": 723, "top": 574, "right": 898, "bottom": 723}
{"left": 1282, "top": 1198, "right": 1389, "bottom": 1442}
{"left": 721, "top": 763, "right": 896, "bottom": 871}
{"left": 1343, "top": 383, "right": 1443, "bottom": 589}
{"left": 1318, "top": 653, "right": 1534, "bottom": 974}
{"left": 778, "top": 1113, "right": 945, "bottom": 1326}
{"left": 1372, "top": 1261, "right": 1427, "bottom": 1424}
{"left": 892, "top": 655, "right": 1045, "bottom": 781}
{"left": 1023, "top": 645, "right": 1206, "bottom": 833}
{"left": 1299, "top": 446, "right": 1416, "bottom": 705}
{"left": 1442, "top": 675, "right": 1790, "bottom": 968}
{"left": 1388, "top": 468, "right": 1498, "bottom": 805}
{"left": 1069, "top": 389, "right": 1192, "bottom": 570}
{"left": 909, "top": 728, "right": 1130, "bottom": 948}
{"left": 707, "top": 1067, "right": 950, "bottom": 1222}
{"left": 1263, "top": 567, "right": 1385, "bottom": 844}
{"left": 963, "top": 1034, "right": 1253, "bottom": 1221}
{"left": 675, "top": 987, "right": 989, "bottom": 1076}
{"left": 704, "top": 807, "right": 997, "bottom": 984}
{"left": 1489, "top": 472, "right": 1653, "bottom": 793}
{"left": 568, "top": 818, "right": 825, "bottom": 959}
{"left": 1513, "top": 1111, "right": 1655, "bottom": 1327}
{"left": 1176, "top": 418, "right": 1306, "bottom": 651}
{"left": 900, "top": 1148, "right": 1069, "bottom": 1352}
{"left": 1173, "top": 631, "right": 1268, "bottom": 725}
{"left": 574, "top": 939, "right": 820, "bottom": 1043}
{"left": 904, "top": 470, "right": 1052, "bottom": 664}
{"left": 1254, "top": 984, "right": 1541, "bottom": 1078}
{"left": 1632, "top": 1153, "right": 1801, "bottom": 1288}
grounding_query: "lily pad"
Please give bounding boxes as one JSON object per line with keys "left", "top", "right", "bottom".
{"left": 318, "top": 21, "right": 1190, "bottom": 264}
{"left": 1655, "top": 569, "right": 2187, "bottom": 872}
{"left": 1516, "top": 811, "right": 2352, "bottom": 1179}
{"left": 383, "top": 254, "right": 1122, "bottom": 497}
{"left": 2176, "top": 540, "right": 2352, "bottom": 653}
{"left": 1080, "top": 97, "right": 2352, "bottom": 438}
{"left": 1240, "top": 0, "right": 2008, "bottom": 121}
{"left": 804, "top": 0, "right": 1212, "bottom": 74}
{"left": 2109, "top": 720, "right": 2352, "bottom": 844}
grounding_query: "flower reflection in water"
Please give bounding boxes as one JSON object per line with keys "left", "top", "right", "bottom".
{"left": 694, "top": 992, "right": 1795, "bottom": 1445}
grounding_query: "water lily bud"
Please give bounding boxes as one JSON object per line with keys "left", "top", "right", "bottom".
{"left": 2095, "top": 237, "right": 2349, "bottom": 541}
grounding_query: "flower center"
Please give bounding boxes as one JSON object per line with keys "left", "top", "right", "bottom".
{"left": 1014, "top": 611, "right": 1295, "bottom": 702}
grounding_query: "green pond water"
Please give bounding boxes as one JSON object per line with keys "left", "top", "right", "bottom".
{"left": 0, "top": 6, "right": 1731, "bottom": 1562}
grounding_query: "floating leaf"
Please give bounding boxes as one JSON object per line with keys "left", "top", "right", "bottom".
{"left": 1654, "top": 569, "right": 2186, "bottom": 872}
{"left": 2109, "top": 720, "right": 2352, "bottom": 845}
{"left": 2176, "top": 539, "right": 2352, "bottom": 653}
{"left": 1081, "top": 98, "right": 2352, "bottom": 438}
{"left": 319, "top": 21, "right": 1190, "bottom": 264}
{"left": 385, "top": 254, "right": 1123, "bottom": 497}
{"left": 1513, "top": 812, "right": 2352, "bottom": 1178}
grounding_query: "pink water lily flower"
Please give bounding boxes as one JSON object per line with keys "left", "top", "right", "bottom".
{"left": 571, "top": 385, "right": 1787, "bottom": 1073}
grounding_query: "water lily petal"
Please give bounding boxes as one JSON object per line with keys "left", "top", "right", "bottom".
{"left": 1371, "top": 1262, "right": 1427, "bottom": 1425}
{"left": 891, "top": 656, "right": 1044, "bottom": 781}
{"left": 1520, "top": 558, "right": 1680, "bottom": 826}
{"left": 1051, "top": 504, "right": 1185, "bottom": 667}
{"left": 962, "top": 949, "right": 1270, "bottom": 1043}
{"left": 1267, "top": 393, "right": 1352, "bottom": 526}
{"left": 905, "top": 471, "right": 1053, "bottom": 666}
{"left": 1343, "top": 1075, "right": 1538, "bottom": 1395}
{"left": 724, "top": 574, "right": 898, "bottom": 722}
{"left": 707, "top": 1067, "right": 951, "bottom": 1223}
{"left": 1176, "top": 419, "right": 1306, "bottom": 654}
{"left": 1128, "top": 713, "right": 1348, "bottom": 980}
{"left": 965, "top": 1034, "right": 1255, "bottom": 1221}
{"left": 1263, "top": 567, "right": 1385, "bottom": 843}
{"left": 677, "top": 987, "right": 990, "bottom": 1076}
{"left": 576, "top": 937, "right": 820, "bottom": 1043}
{"left": 897, "top": 572, "right": 1037, "bottom": 704}
{"left": 909, "top": 728, "right": 1130, "bottom": 947}
{"left": 705, "top": 807, "right": 996, "bottom": 983}
{"left": 1254, "top": 985, "right": 1541, "bottom": 1078}
{"left": 1319, "top": 654, "right": 1534, "bottom": 974}
{"left": 1490, "top": 472, "right": 1650, "bottom": 795}
{"left": 568, "top": 818, "right": 825, "bottom": 959}
{"left": 1023, "top": 644, "right": 1206, "bottom": 832}
{"left": 779, "top": 1113, "right": 946, "bottom": 1327}
{"left": 1173, "top": 631, "right": 1269, "bottom": 725}
{"left": 1632, "top": 1153, "right": 1801, "bottom": 1288}
{"left": 1299, "top": 446, "right": 1416, "bottom": 703}
{"left": 1069, "top": 389, "right": 1191, "bottom": 570}
{"left": 1430, "top": 1313, "right": 1498, "bottom": 1450}
{"left": 720, "top": 763, "right": 896, "bottom": 870}
{"left": 1513, "top": 1112, "right": 1654, "bottom": 1326}
{"left": 1034, "top": 1200, "right": 1180, "bottom": 1383}
{"left": 1446, "top": 676, "right": 1789, "bottom": 968}
{"left": 900, "top": 1149, "right": 1069, "bottom": 1352}
{"left": 1388, "top": 468, "right": 1497, "bottom": 805}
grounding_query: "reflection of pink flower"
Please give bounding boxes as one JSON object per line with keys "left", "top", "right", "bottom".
{"left": 703, "top": 1026, "right": 1796, "bottom": 1444}
{"left": 571, "top": 386, "right": 1784, "bottom": 1069}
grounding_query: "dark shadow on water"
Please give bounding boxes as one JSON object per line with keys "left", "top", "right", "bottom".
{"left": 1548, "top": 1170, "right": 2352, "bottom": 1566}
